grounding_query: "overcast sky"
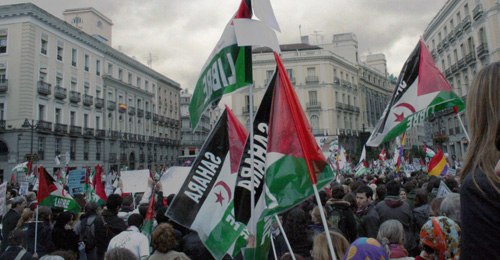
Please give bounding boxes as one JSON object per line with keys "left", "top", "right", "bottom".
{"left": 5, "top": 0, "right": 447, "bottom": 91}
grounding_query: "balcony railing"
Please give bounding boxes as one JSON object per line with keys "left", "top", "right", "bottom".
{"left": 305, "top": 76, "right": 319, "bottom": 83}
{"left": 242, "top": 106, "right": 257, "bottom": 114}
{"left": 109, "top": 130, "right": 120, "bottom": 139}
{"left": 336, "top": 102, "right": 345, "bottom": 110}
{"left": 109, "top": 153, "right": 117, "bottom": 163}
{"left": 153, "top": 114, "right": 159, "bottom": 122}
{"left": 442, "top": 37, "right": 449, "bottom": 48}
{"left": 448, "top": 30, "right": 456, "bottom": 43}
{"left": 107, "top": 100, "right": 116, "bottom": 110}
{"left": 54, "top": 123, "right": 67, "bottom": 135}
{"left": 37, "top": 81, "right": 52, "bottom": 95}
{"left": 473, "top": 4, "right": 483, "bottom": 21}
{"left": 477, "top": 43, "right": 488, "bottom": 58}
{"left": 465, "top": 52, "right": 476, "bottom": 64}
{"left": 445, "top": 68, "right": 452, "bottom": 78}
{"left": 455, "top": 23, "right": 463, "bottom": 37}
{"left": 83, "top": 94, "right": 93, "bottom": 106}
{"left": 69, "top": 125, "right": 82, "bottom": 136}
{"left": 54, "top": 86, "right": 67, "bottom": 99}
{"left": 462, "top": 15, "right": 471, "bottom": 30}
{"left": 451, "top": 64, "right": 458, "bottom": 74}
{"left": 36, "top": 120, "right": 52, "bottom": 133}
{"left": 145, "top": 111, "right": 152, "bottom": 119}
{"left": 95, "top": 97, "right": 104, "bottom": 109}
{"left": 458, "top": 58, "right": 466, "bottom": 69}
{"left": 334, "top": 77, "right": 340, "bottom": 85}
{"left": 128, "top": 107, "right": 136, "bottom": 116}
{"left": 306, "top": 102, "right": 322, "bottom": 110}
{"left": 83, "top": 127, "right": 94, "bottom": 137}
{"left": 137, "top": 109, "right": 144, "bottom": 117}
{"left": 0, "top": 79, "right": 7, "bottom": 93}
{"left": 69, "top": 91, "right": 81, "bottom": 103}
{"left": 95, "top": 129, "right": 106, "bottom": 139}
{"left": 437, "top": 42, "right": 443, "bottom": 53}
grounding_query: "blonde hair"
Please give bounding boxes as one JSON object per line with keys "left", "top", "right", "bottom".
{"left": 17, "top": 208, "right": 33, "bottom": 229}
{"left": 312, "top": 231, "right": 349, "bottom": 260}
{"left": 460, "top": 62, "right": 500, "bottom": 193}
{"left": 311, "top": 206, "right": 326, "bottom": 224}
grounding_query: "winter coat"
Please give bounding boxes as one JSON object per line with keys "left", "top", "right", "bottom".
{"left": 1, "top": 209, "right": 21, "bottom": 253}
{"left": 26, "top": 221, "right": 54, "bottom": 257}
{"left": 181, "top": 232, "right": 214, "bottom": 260}
{"left": 356, "top": 204, "right": 380, "bottom": 238}
{"left": 0, "top": 246, "right": 32, "bottom": 260}
{"left": 52, "top": 226, "right": 79, "bottom": 253}
{"left": 94, "top": 209, "right": 127, "bottom": 260}
{"left": 460, "top": 169, "right": 500, "bottom": 259}
{"left": 376, "top": 197, "right": 414, "bottom": 250}
{"left": 326, "top": 200, "right": 357, "bottom": 242}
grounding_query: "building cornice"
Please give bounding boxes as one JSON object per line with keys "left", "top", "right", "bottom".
{"left": 423, "top": 0, "right": 460, "bottom": 40}
{"left": 0, "top": 3, "right": 180, "bottom": 89}
{"left": 253, "top": 54, "right": 358, "bottom": 71}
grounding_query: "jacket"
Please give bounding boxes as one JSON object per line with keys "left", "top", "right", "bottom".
{"left": 26, "top": 221, "right": 54, "bottom": 257}
{"left": 95, "top": 209, "right": 127, "bottom": 260}
{"left": 356, "top": 204, "right": 380, "bottom": 238}
{"left": 460, "top": 169, "right": 500, "bottom": 259}
{"left": 326, "top": 200, "right": 357, "bottom": 242}
{"left": 376, "top": 197, "right": 414, "bottom": 250}
{"left": 1, "top": 209, "right": 21, "bottom": 253}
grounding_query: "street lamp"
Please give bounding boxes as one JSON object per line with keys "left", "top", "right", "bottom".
{"left": 22, "top": 119, "right": 35, "bottom": 158}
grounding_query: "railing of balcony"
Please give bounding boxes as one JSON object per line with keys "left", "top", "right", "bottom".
{"left": 477, "top": 43, "right": 488, "bottom": 58}
{"left": 107, "top": 100, "right": 116, "bottom": 110}
{"left": 0, "top": 79, "right": 8, "bottom": 93}
{"left": 84, "top": 127, "right": 94, "bottom": 137}
{"left": 37, "top": 81, "right": 52, "bottom": 95}
{"left": 69, "top": 91, "right": 81, "bottom": 103}
{"left": 95, "top": 129, "right": 106, "bottom": 138}
{"left": 95, "top": 97, "right": 104, "bottom": 109}
{"left": 83, "top": 94, "right": 93, "bottom": 106}
{"left": 54, "top": 123, "right": 67, "bottom": 135}
{"left": 137, "top": 109, "right": 144, "bottom": 117}
{"left": 473, "top": 4, "right": 483, "bottom": 20}
{"left": 36, "top": 120, "right": 52, "bottom": 132}
{"left": 54, "top": 86, "right": 67, "bottom": 99}
{"left": 70, "top": 125, "right": 82, "bottom": 135}
{"left": 306, "top": 102, "right": 321, "bottom": 110}
{"left": 305, "top": 76, "right": 319, "bottom": 83}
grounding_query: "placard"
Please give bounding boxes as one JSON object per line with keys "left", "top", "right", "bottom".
{"left": 121, "top": 170, "right": 150, "bottom": 193}
{"left": 68, "top": 169, "right": 87, "bottom": 195}
{"left": 19, "top": 182, "right": 29, "bottom": 196}
{"left": 159, "top": 167, "right": 191, "bottom": 196}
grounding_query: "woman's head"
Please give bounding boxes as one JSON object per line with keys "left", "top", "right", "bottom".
{"left": 37, "top": 206, "right": 52, "bottom": 224}
{"left": 312, "top": 231, "right": 349, "bottom": 260}
{"left": 461, "top": 62, "right": 500, "bottom": 186}
{"left": 343, "top": 237, "right": 388, "bottom": 260}
{"left": 17, "top": 208, "right": 33, "bottom": 228}
{"left": 151, "top": 223, "right": 177, "bottom": 253}
{"left": 420, "top": 216, "right": 460, "bottom": 260}
{"left": 414, "top": 188, "right": 428, "bottom": 208}
{"left": 377, "top": 220, "right": 404, "bottom": 257}
{"left": 311, "top": 206, "right": 326, "bottom": 224}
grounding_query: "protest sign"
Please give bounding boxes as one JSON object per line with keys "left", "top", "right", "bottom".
{"left": 0, "top": 182, "right": 6, "bottom": 216}
{"left": 68, "top": 169, "right": 87, "bottom": 195}
{"left": 436, "top": 180, "right": 452, "bottom": 198}
{"left": 447, "top": 168, "right": 457, "bottom": 176}
{"left": 159, "top": 167, "right": 191, "bottom": 195}
{"left": 19, "top": 182, "right": 29, "bottom": 196}
{"left": 121, "top": 170, "right": 150, "bottom": 193}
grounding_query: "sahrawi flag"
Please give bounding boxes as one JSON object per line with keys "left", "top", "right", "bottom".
{"left": 189, "top": 0, "right": 253, "bottom": 130}
{"left": 86, "top": 165, "right": 107, "bottom": 206}
{"left": 355, "top": 145, "right": 368, "bottom": 177}
{"left": 11, "top": 161, "right": 29, "bottom": 183}
{"left": 366, "top": 38, "right": 465, "bottom": 147}
{"left": 167, "top": 107, "right": 249, "bottom": 260}
{"left": 37, "top": 166, "right": 80, "bottom": 213}
{"left": 234, "top": 53, "right": 334, "bottom": 259}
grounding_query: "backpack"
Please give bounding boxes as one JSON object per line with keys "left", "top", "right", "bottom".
{"left": 80, "top": 215, "right": 96, "bottom": 251}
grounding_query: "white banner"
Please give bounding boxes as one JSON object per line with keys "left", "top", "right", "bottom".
{"left": 159, "top": 167, "right": 191, "bottom": 195}
{"left": 121, "top": 170, "right": 150, "bottom": 193}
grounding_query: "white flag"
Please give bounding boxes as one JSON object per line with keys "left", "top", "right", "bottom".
{"left": 55, "top": 155, "right": 60, "bottom": 165}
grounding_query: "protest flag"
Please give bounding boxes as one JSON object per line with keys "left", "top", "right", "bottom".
{"left": 396, "top": 133, "right": 406, "bottom": 175}
{"left": 90, "top": 165, "right": 107, "bottom": 206}
{"left": 366, "top": 38, "right": 465, "bottom": 147}
{"left": 166, "top": 107, "right": 249, "bottom": 260}
{"left": 378, "top": 149, "right": 387, "bottom": 161}
{"left": 428, "top": 147, "right": 448, "bottom": 176}
{"left": 11, "top": 161, "right": 30, "bottom": 183}
{"left": 424, "top": 144, "right": 436, "bottom": 157}
{"left": 37, "top": 166, "right": 80, "bottom": 213}
{"left": 141, "top": 190, "right": 154, "bottom": 241}
{"left": 355, "top": 146, "right": 368, "bottom": 177}
{"left": 189, "top": 0, "right": 253, "bottom": 130}
{"left": 235, "top": 53, "right": 335, "bottom": 259}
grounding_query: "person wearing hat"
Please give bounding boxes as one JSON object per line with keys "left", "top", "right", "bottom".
{"left": 1, "top": 196, "right": 26, "bottom": 253}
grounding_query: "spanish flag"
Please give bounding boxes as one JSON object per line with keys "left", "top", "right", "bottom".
{"left": 428, "top": 147, "right": 448, "bottom": 176}
{"left": 119, "top": 103, "right": 127, "bottom": 110}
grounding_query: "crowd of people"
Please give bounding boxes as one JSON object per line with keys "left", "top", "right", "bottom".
{"left": 0, "top": 63, "right": 496, "bottom": 260}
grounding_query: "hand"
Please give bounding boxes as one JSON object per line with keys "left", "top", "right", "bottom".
{"left": 33, "top": 252, "right": 39, "bottom": 259}
{"left": 246, "top": 234, "right": 256, "bottom": 248}
{"left": 156, "top": 181, "right": 163, "bottom": 191}
{"left": 65, "top": 224, "right": 71, "bottom": 230}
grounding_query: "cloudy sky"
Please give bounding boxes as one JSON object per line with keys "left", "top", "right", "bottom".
{"left": 5, "top": 0, "right": 447, "bottom": 91}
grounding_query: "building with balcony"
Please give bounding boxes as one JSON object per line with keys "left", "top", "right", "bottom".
{"left": 422, "top": 0, "right": 500, "bottom": 159}
{"left": 0, "top": 3, "right": 181, "bottom": 180}
{"left": 178, "top": 88, "right": 211, "bottom": 165}
{"left": 231, "top": 33, "right": 395, "bottom": 155}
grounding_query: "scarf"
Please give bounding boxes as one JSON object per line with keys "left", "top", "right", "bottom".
{"left": 388, "top": 244, "right": 408, "bottom": 258}
{"left": 420, "top": 216, "right": 460, "bottom": 260}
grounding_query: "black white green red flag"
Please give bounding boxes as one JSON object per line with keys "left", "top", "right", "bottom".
{"left": 166, "top": 108, "right": 249, "bottom": 260}
{"left": 366, "top": 39, "right": 465, "bottom": 147}
{"left": 37, "top": 166, "right": 80, "bottom": 213}
{"left": 235, "top": 53, "right": 335, "bottom": 259}
{"left": 189, "top": 0, "right": 253, "bottom": 130}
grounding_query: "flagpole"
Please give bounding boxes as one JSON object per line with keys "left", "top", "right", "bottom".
{"left": 274, "top": 214, "right": 297, "bottom": 260}
{"left": 312, "top": 184, "right": 337, "bottom": 260}
{"left": 455, "top": 112, "right": 470, "bottom": 141}
{"left": 249, "top": 83, "right": 256, "bottom": 235}
{"left": 269, "top": 225, "right": 279, "bottom": 260}
{"left": 34, "top": 204, "right": 39, "bottom": 255}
